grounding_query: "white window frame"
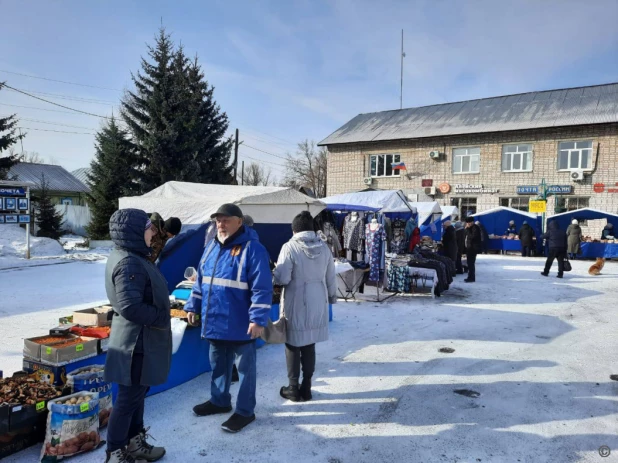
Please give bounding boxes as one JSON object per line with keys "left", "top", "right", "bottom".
{"left": 500, "top": 197, "right": 529, "bottom": 212}
{"left": 502, "top": 144, "right": 533, "bottom": 172}
{"left": 452, "top": 147, "right": 480, "bottom": 174}
{"left": 369, "top": 154, "right": 401, "bottom": 178}
{"left": 557, "top": 140, "right": 593, "bottom": 171}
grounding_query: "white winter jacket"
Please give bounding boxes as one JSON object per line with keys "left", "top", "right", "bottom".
{"left": 274, "top": 231, "right": 337, "bottom": 347}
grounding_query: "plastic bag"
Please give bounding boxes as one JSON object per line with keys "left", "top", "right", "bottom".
{"left": 171, "top": 318, "right": 188, "bottom": 354}
{"left": 66, "top": 365, "right": 112, "bottom": 428}
{"left": 40, "top": 391, "right": 100, "bottom": 462}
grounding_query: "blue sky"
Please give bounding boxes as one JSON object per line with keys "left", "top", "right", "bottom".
{"left": 1, "top": 0, "right": 617, "bottom": 181}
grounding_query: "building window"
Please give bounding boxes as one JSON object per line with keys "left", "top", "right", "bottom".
{"left": 500, "top": 197, "right": 529, "bottom": 212}
{"left": 557, "top": 141, "right": 592, "bottom": 170}
{"left": 453, "top": 147, "right": 480, "bottom": 174}
{"left": 369, "top": 154, "right": 401, "bottom": 177}
{"left": 555, "top": 196, "right": 589, "bottom": 212}
{"left": 451, "top": 197, "right": 477, "bottom": 217}
{"left": 502, "top": 144, "right": 532, "bottom": 172}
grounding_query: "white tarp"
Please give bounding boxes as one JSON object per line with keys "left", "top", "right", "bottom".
{"left": 119, "top": 182, "right": 325, "bottom": 225}
{"left": 55, "top": 204, "right": 91, "bottom": 236}
{"left": 440, "top": 205, "right": 459, "bottom": 221}
{"left": 473, "top": 206, "right": 538, "bottom": 220}
{"left": 410, "top": 201, "right": 442, "bottom": 226}
{"left": 321, "top": 189, "right": 417, "bottom": 213}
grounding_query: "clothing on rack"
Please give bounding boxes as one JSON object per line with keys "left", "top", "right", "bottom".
{"left": 387, "top": 261, "right": 411, "bottom": 293}
{"left": 343, "top": 213, "right": 365, "bottom": 251}
{"left": 323, "top": 222, "right": 342, "bottom": 256}
{"left": 404, "top": 218, "right": 418, "bottom": 242}
{"left": 408, "top": 227, "right": 421, "bottom": 252}
{"left": 419, "top": 248, "right": 456, "bottom": 281}
{"left": 390, "top": 218, "right": 407, "bottom": 254}
{"left": 365, "top": 223, "right": 386, "bottom": 281}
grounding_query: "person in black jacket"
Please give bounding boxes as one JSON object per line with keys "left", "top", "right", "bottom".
{"left": 454, "top": 222, "right": 465, "bottom": 274}
{"left": 464, "top": 217, "right": 482, "bottom": 283}
{"left": 441, "top": 220, "right": 458, "bottom": 264}
{"left": 541, "top": 220, "right": 568, "bottom": 278}
{"left": 475, "top": 221, "right": 490, "bottom": 254}
{"left": 518, "top": 221, "right": 535, "bottom": 257}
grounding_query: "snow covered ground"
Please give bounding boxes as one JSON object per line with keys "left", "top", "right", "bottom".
{"left": 1, "top": 255, "right": 618, "bottom": 462}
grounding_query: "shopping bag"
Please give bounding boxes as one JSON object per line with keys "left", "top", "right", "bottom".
{"left": 170, "top": 318, "right": 188, "bottom": 354}
{"left": 261, "top": 317, "right": 287, "bottom": 344}
{"left": 563, "top": 258, "right": 572, "bottom": 272}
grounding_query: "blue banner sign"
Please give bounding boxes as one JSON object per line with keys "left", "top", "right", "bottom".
{"left": 517, "top": 185, "right": 572, "bottom": 195}
{"left": 0, "top": 187, "right": 26, "bottom": 196}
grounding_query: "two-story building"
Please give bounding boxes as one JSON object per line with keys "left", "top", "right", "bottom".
{"left": 320, "top": 82, "right": 618, "bottom": 235}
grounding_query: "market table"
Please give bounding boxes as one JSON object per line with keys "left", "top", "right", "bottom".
{"left": 408, "top": 267, "right": 438, "bottom": 298}
{"left": 580, "top": 242, "right": 618, "bottom": 259}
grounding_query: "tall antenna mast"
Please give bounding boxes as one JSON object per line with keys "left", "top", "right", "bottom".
{"left": 400, "top": 29, "right": 405, "bottom": 110}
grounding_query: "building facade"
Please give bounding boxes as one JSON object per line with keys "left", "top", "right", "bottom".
{"left": 321, "top": 83, "right": 618, "bottom": 236}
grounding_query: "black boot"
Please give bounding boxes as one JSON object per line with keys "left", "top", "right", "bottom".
{"left": 300, "top": 379, "right": 312, "bottom": 401}
{"left": 610, "top": 374, "right": 618, "bottom": 381}
{"left": 280, "top": 385, "right": 301, "bottom": 402}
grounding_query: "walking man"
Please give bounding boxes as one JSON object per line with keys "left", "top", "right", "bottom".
{"left": 464, "top": 217, "right": 482, "bottom": 283}
{"left": 184, "top": 203, "right": 273, "bottom": 432}
{"left": 541, "top": 221, "right": 567, "bottom": 278}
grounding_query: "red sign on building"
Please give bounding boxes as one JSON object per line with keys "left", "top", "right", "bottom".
{"left": 594, "top": 183, "right": 605, "bottom": 193}
{"left": 422, "top": 179, "right": 433, "bottom": 187}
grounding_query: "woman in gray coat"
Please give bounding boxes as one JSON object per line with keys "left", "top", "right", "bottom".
{"left": 566, "top": 219, "right": 583, "bottom": 259}
{"left": 105, "top": 209, "right": 172, "bottom": 463}
{"left": 274, "top": 211, "right": 337, "bottom": 402}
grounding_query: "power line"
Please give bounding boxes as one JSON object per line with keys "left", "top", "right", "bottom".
{"left": 240, "top": 154, "right": 287, "bottom": 171}
{"left": 243, "top": 144, "right": 289, "bottom": 161}
{"left": 18, "top": 126, "right": 95, "bottom": 135}
{"left": 11, "top": 117, "right": 98, "bottom": 131}
{"left": 0, "top": 102, "right": 93, "bottom": 116}
{"left": 11, "top": 88, "right": 117, "bottom": 105}
{"left": 2, "top": 84, "right": 110, "bottom": 119}
{"left": 238, "top": 125, "right": 297, "bottom": 146}
{"left": 0, "top": 69, "right": 122, "bottom": 92}
{"left": 242, "top": 132, "right": 296, "bottom": 149}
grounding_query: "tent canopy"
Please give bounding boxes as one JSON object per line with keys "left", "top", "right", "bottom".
{"left": 410, "top": 201, "right": 442, "bottom": 227}
{"left": 471, "top": 206, "right": 542, "bottom": 237}
{"left": 119, "top": 181, "right": 325, "bottom": 225}
{"left": 321, "top": 189, "right": 416, "bottom": 213}
{"left": 424, "top": 205, "right": 460, "bottom": 241}
{"left": 547, "top": 208, "right": 618, "bottom": 231}
{"left": 440, "top": 205, "right": 459, "bottom": 221}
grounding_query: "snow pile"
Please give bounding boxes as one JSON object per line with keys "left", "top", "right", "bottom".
{"left": 0, "top": 225, "right": 65, "bottom": 258}
{"left": 60, "top": 234, "right": 89, "bottom": 252}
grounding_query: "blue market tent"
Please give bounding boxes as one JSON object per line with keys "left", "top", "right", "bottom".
{"left": 547, "top": 208, "right": 618, "bottom": 233}
{"left": 472, "top": 207, "right": 543, "bottom": 251}
{"left": 119, "top": 182, "right": 325, "bottom": 291}
{"left": 410, "top": 202, "right": 442, "bottom": 237}
{"left": 321, "top": 189, "right": 416, "bottom": 215}
{"left": 427, "top": 205, "right": 459, "bottom": 241}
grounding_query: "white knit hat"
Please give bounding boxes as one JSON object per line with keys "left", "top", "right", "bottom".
{"left": 572, "top": 219, "right": 578, "bottom": 225}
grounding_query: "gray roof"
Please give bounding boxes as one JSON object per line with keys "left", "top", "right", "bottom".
{"left": 71, "top": 167, "right": 91, "bottom": 186}
{"left": 319, "top": 82, "right": 618, "bottom": 146}
{"left": 9, "top": 163, "right": 90, "bottom": 193}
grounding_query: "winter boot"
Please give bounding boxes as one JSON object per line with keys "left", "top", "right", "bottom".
{"left": 127, "top": 428, "right": 166, "bottom": 462}
{"left": 105, "top": 447, "right": 145, "bottom": 463}
{"left": 193, "top": 400, "right": 232, "bottom": 417}
{"left": 300, "top": 379, "right": 312, "bottom": 401}
{"left": 221, "top": 413, "right": 256, "bottom": 433}
{"left": 280, "top": 385, "right": 302, "bottom": 402}
{"left": 610, "top": 374, "right": 618, "bottom": 381}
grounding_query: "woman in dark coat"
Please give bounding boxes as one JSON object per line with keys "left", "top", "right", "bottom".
{"left": 105, "top": 209, "right": 172, "bottom": 463}
{"left": 566, "top": 219, "right": 582, "bottom": 259}
{"left": 518, "top": 221, "right": 535, "bottom": 257}
{"left": 441, "top": 220, "right": 458, "bottom": 263}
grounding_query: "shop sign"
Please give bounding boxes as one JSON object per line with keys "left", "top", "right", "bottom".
{"left": 421, "top": 179, "right": 433, "bottom": 187}
{"left": 516, "top": 185, "right": 573, "bottom": 195}
{"left": 529, "top": 200, "right": 547, "bottom": 213}
{"left": 438, "top": 183, "right": 451, "bottom": 194}
{"left": 454, "top": 184, "right": 499, "bottom": 194}
{"left": 0, "top": 188, "right": 26, "bottom": 196}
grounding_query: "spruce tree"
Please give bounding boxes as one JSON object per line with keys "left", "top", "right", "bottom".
{"left": 0, "top": 83, "right": 24, "bottom": 180}
{"left": 121, "top": 28, "right": 233, "bottom": 192}
{"left": 86, "top": 117, "right": 137, "bottom": 239}
{"left": 35, "top": 174, "right": 63, "bottom": 239}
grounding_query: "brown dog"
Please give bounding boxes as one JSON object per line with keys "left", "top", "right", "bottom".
{"left": 588, "top": 258, "right": 605, "bottom": 275}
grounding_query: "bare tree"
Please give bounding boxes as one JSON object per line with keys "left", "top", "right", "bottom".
{"left": 21, "top": 151, "right": 45, "bottom": 164}
{"left": 241, "top": 162, "right": 272, "bottom": 186}
{"left": 282, "top": 140, "right": 328, "bottom": 198}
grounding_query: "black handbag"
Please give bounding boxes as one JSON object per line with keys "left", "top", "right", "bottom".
{"left": 563, "top": 257, "right": 572, "bottom": 272}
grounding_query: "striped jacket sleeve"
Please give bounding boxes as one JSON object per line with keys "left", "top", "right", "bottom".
{"left": 246, "top": 243, "right": 274, "bottom": 327}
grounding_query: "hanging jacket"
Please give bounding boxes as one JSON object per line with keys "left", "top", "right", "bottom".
{"left": 184, "top": 226, "right": 273, "bottom": 341}
{"left": 441, "top": 225, "right": 458, "bottom": 261}
{"left": 323, "top": 222, "right": 342, "bottom": 256}
{"left": 408, "top": 227, "right": 421, "bottom": 252}
{"left": 405, "top": 218, "right": 418, "bottom": 242}
{"left": 274, "top": 231, "right": 337, "bottom": 347}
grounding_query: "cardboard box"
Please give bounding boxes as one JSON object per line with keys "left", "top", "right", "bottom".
{"left": 98, "top": 338, "right": 110, "bottom": 353}
{"left": 22, "top": 360, "right": 68, "bottom": 387}
{"left": 23, "top": 335, "right": 79, "bottom": 362}
{"left": 40, "top": 337, "right": 98, "bottom": 366}
{"left": 72, "top": 307, "right": 112, "bottom": 327}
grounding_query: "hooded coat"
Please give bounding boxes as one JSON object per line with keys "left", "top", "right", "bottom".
{"left": 518, "top": 224, "right": 535, "bottom": 247}
{"left": 601, "top": 223, "right": 614, "bottom": 240}
{"left": 566, "top": 223, "right": 582, "bottom": 254}
{"left": 542, "top": 220, "right": 567, "bottom": 250}
{"left": 441, "top": 225, "right": 458, "bottom": 261}
{"left": 104, "top": 209, "right": 172, "bottom": 387}
{"left": 274, "top": 231, "right": 337, "bottom": 347}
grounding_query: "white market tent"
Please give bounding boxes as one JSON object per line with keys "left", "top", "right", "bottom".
{"left": 410, "top": 201, "right": 442, "bottom": 226}
{"left": 119, "top": 181, "right": 325, "bottom": 226}
{"left": 473, "top": 206, "right": 538, "bottom": 220}
{"left": 440, "top": 205, "right": 459, "bottom": 221}
{"left": 321, "top": 189, "right": 417, "bottom": 213}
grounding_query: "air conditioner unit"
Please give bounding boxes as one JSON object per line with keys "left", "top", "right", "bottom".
{"left": 424, "top": 186, "right": 437, "bottom": 196}
{"left": 570, "top": 169, "right": 585, "bottom": 182}
{"left": 363, "top": 177, "right": 373, "bottom": 186}
{"left": 429, "top": 151, "right": 441, "bottom": 160}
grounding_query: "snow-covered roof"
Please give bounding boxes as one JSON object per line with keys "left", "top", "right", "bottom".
{"left": 119, "top": 181, "right": 325, "bottom": 225}
{"left": 472, "top": 206, "right": 538, "bottom": 220}
{"left": 321, "top": 189, "right": 416, "bottom": 213}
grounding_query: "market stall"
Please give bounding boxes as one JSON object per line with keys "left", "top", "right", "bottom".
{"left": 410, "top": 201, "right": 443, "bottom": 238}
{"left": 472, "top": 207, "right": 543, "bottom": 255}
{"left": 548, "top": 208, "right": 618, "bottom": 258}
{"left": 426, "top": 205, "right": 459, "bottom": 242}
{"left": 119, "top": 182, "right": 326, "bottom": 291}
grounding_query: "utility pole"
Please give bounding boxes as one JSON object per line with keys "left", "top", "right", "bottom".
{"left": 241, "top": 161, "right": 245, "bottom": 186}
{"left": 400, "top": 29, "right": 405, "bottom": 110}
{"left": 233, "top": 129, "right": 239, "bottom": 181}
{"left": 18, "top": 128, "right": 24, "bottom": 156}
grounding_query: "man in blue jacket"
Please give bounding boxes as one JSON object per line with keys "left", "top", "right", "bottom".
{"left": 185, "top": 203, "right": 273, "bottom": 433}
